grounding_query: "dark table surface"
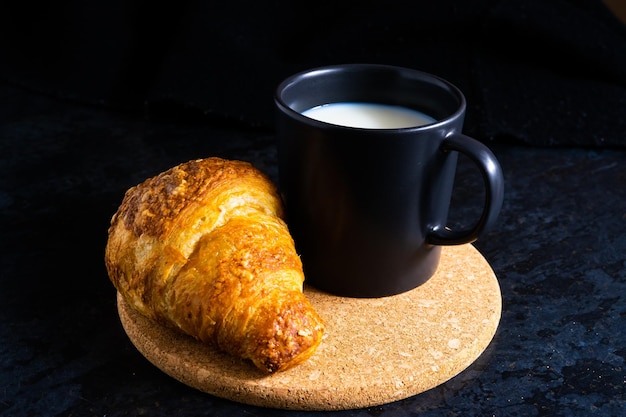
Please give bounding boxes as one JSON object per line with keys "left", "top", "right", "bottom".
{"left": 1, "top": 81, "right": 625, "bottom": 417}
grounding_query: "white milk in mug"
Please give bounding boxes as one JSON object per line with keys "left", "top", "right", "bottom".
{"left": 302, "top": 102, "right": 436, "bottom": 129}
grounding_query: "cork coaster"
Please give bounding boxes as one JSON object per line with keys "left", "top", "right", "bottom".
{"left": 117, "top": 244, "right": 501, "bottom": 411}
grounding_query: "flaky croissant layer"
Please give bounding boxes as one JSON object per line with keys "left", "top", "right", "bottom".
{"left": 105, "top": 157, "right": 325, "bottom": 373}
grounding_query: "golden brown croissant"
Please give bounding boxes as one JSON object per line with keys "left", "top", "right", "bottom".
{"left": 105, "top": 157, "right": 325, "bottom": 373}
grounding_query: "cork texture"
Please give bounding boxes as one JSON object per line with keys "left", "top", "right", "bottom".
{"left": 117, "top": 244, "right": 501, "bottom": 410}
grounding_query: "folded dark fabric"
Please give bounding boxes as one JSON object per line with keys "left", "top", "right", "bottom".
{"left": 1, "top": 0, "right": 624, "bottom": 147}
{"left": 474, "top": 0, "right": 626, "bottom": 147}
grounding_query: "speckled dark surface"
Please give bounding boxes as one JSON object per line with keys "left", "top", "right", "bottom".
{"left": 1, "top": 79, "right": 625, "bottom": 417}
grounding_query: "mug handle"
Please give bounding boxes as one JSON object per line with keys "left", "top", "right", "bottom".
{"left": 427, "top": 133, "right": 505, "bottom": 245}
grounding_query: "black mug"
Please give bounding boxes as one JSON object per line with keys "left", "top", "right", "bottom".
{"left": 275, "top": 64, "right": 504, "bottom": 298}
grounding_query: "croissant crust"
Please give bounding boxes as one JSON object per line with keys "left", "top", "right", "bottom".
{"left": 105, "top": 157, "right": 325, "bottom": 373}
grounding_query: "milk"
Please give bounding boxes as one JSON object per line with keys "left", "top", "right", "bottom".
{"left": 302, "top": 102, "right": 436, "bottom": 129}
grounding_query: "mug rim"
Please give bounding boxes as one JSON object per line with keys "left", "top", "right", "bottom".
{"left": 275, "top": 63, "right": 467, "bottom": 132}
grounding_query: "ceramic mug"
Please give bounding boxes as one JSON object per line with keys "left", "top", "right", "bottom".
{"left": 275, "top": 64, "right": 504, "bottom": 297}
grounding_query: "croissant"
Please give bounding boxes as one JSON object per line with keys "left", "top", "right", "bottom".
{"left": 105, "top": 157, "right": 325, "bottom": 373}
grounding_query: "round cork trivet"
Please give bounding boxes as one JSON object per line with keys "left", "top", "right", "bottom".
{"left": 117, "top": 244, "right": 501, "bottom": 411}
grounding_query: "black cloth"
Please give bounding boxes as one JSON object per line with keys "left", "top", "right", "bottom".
{"left": 2, "top": 0, "right": 625, "bottom": 147}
